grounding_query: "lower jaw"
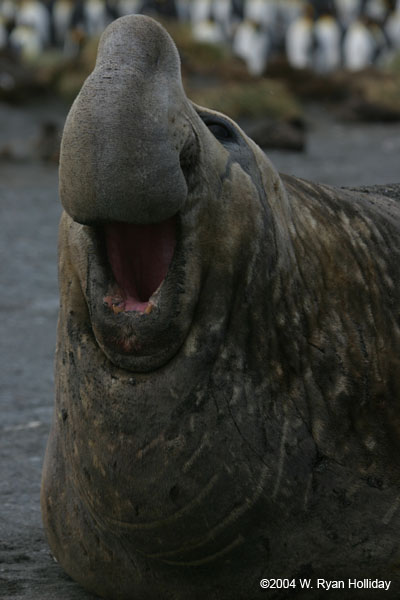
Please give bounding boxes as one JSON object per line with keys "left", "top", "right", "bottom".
{"left": 89, "top": 316, "right": 184, "bottom": 372}
{"left": 89, "top": 280, "right": 186, "bottom": 371}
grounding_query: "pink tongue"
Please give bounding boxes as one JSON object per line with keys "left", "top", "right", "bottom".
{"left": 104, "top": 217, "right": 176, "bottom": 312}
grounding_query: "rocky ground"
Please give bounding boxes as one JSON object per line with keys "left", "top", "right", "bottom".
{"left": 1, "top": 99, "right": 400, "bottom": 599}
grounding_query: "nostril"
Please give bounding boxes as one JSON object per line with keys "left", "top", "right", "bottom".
{"left": 179, "top": 129, "right": 199, "bottom": 187}
{"left": 179, "top": 152, "right": 192, "bottom": 182}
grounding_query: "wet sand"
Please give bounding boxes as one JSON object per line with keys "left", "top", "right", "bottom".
{"left": 1, "top": 100, "right": 400, "bottom": 599}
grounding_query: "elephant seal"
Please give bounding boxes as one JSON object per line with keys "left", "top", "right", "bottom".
{"left": 41, "top": 14, "right": 400, "bottom": 600}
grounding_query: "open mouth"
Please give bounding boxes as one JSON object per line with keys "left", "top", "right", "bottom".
{"left": 103, "top": 216, "right": 177, "bottom": 314}
{"left": 80, "top": 211, "right": 192, "bottom": 369}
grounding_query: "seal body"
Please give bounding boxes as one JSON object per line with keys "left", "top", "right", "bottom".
{"left": 42, "top": 15, "right": 400, "bottom": 600}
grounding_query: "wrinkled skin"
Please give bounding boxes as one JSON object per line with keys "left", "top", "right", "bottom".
{"left": 41, "top": 15, "right": 400, "bottom": 600}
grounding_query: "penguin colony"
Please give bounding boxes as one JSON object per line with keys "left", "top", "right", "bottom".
{"left": 0, "top": 1, "right": 398, "bottom": 74}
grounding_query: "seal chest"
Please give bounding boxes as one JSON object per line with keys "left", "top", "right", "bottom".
{"left": 42, "top": 14, "right": 400, "bottom": 600}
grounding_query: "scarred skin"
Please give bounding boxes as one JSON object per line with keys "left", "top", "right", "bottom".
{"left": 41, "top": 15, "right": 400, "bottom": 600}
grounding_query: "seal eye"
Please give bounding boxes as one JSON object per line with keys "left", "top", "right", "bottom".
{"left": 206, "top": 122, "right": 233, "bottom": 141}
{"left": 199, "top": 113, "right": 236, "bottom": 143}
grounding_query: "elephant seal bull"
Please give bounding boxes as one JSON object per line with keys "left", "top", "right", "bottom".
{"left": 41, "top": 14, "right": 400, "bottom": 600}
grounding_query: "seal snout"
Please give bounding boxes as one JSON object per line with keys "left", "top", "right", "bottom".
{"left": 59, "top": 14, "right": 192, "bottom": 226}
{"left": 103, "top": 216, "right": 177, "bottom": 314}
